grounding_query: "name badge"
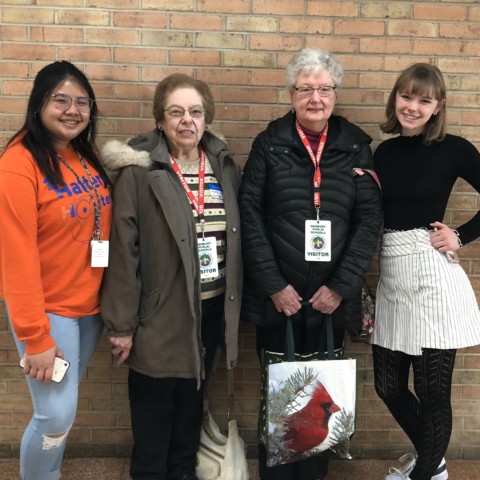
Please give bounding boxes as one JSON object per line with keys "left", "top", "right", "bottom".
{"left": 208, "top": 183, "right": 223, "bottom": 200}
{"left": 305, "top": 220, "right": 331, "bottom": 262}
{"left": 198, "top": 236, "right": 219, "bottom": 279}
{"left": 91, "top": 240, "right": 109, "bottom": 267}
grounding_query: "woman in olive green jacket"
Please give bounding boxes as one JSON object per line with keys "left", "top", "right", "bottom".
{"left": 100, "top": 74, "right": 242, "bottom": 480}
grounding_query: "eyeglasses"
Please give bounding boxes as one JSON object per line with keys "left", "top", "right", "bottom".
{"left": 294, "top": 86, "right": 336, "bottom": 98}
{"left": 51, "top": 94, "right": 94, "bottom": 113}
{"left": 164, "top": 105, "right": 206, "bottom": 119}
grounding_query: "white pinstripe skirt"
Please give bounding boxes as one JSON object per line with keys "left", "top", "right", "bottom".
{"left": 371, "top": 229, "right": 480, "bottom": 355}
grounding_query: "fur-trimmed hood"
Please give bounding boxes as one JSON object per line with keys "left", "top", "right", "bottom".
{"left": 101, "top": 139, "right": 153, "bottom": 171}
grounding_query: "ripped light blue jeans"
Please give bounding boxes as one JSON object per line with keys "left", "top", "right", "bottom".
{"left": 11, "top": 312, "right": 103, "bottom": 480}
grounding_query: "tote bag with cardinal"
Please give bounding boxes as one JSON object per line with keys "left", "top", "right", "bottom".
{"left": 259, "top": 315, "right": 356, "bottom": 467}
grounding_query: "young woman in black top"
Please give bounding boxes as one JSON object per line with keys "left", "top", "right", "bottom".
{"left": 372, "top": 64, "right": 480, "bottom": 480}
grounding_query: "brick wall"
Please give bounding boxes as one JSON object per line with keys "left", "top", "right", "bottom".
{"left": 1, "top": 0, "right": 480, "bottom": 461}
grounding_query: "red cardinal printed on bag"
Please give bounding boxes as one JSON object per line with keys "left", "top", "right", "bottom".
{"left": 284, "top": 381, "right": 341, "bottom": 453}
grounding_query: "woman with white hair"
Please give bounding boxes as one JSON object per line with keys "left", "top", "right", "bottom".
{"left": 239, "top": 48, "right": 382, "bottom": 479}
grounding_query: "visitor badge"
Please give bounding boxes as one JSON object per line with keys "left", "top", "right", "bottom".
{"left": 305, "top": 220, "right": 331, "bottom": 262}
{"left": 91, "top": 240, "right": 109, "bottom": 267}
{"left": 198, "top": 236, "right": 219, "bottom": 279}
{"left": 208, "top": 183, "right": 223, "bottom": 200}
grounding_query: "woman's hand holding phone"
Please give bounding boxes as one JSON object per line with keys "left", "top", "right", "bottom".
{"left": 20, "top": 346, "right": 68, "bottom": 384}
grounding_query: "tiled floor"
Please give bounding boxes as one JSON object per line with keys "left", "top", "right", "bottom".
{"left": 0, "top": 458, "right": 479, "bottom": 479}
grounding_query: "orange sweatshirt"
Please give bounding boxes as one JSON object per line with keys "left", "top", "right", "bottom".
{"left": 0, "top": 140, "right": 112, "bottom": 354}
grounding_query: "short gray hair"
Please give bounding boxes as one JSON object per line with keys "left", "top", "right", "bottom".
{"left": 286, "top": 48, "right": 344, "bottom": 92}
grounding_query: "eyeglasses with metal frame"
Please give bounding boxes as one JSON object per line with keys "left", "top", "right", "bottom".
{"left": 294, "top": 85, "right": 336, "bottom": 98}
{"left": 164, "top": 105, "right": 206, "bottom": 118}
{"left": 51, "top": 94, "right": 94, "bottom": 112}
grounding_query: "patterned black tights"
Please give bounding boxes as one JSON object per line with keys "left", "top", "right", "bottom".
{"left": 372, "top": 344, "right": 456, "bottom": 480}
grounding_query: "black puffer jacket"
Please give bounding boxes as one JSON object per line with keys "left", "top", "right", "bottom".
{"left": 239, "top": 111, "right": 382, "bottom": 336}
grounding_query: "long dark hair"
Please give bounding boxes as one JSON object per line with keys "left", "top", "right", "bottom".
{"left": 5, "top": 60, "right": 110, "bottom": 187}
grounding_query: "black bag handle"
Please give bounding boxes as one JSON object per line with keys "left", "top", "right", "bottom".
{"left": 285, "top": 315, "right": 296, "bottom": 362}
{"left": 284, "top": 313, "right": 335, "bottom": 361}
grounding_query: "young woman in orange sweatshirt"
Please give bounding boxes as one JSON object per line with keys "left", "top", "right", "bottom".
{"left": 0, "top": 61, "right": 112, "bottom": 480}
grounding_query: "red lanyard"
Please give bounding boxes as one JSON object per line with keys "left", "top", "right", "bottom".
{"left": 295, "top": 121, "right": 328, "bottom": 216}
{"left": 169, "top": 147, "right": 206, "bottom": 230}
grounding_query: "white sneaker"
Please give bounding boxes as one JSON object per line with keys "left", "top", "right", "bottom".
{"left": 384, "top": 453, "right": 417, "bottom": 480}
{"left": 384, "top": 470, "right": 411, "bottom": 480}
{"left": 432, "top": 458, "right": 448, "bottom": 480}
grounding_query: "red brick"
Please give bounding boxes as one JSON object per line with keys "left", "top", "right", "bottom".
{"left": 3, "top": 44, "right": 56, "bottom": 60}
{"left": 31, "top": 26, "right": 84, "bottom": 43}
{"left": 280, "top": 17, "right": 331, "bottom": 35}
{"left": 87, "top": 28, "right": 138, "bottom": 45}
{"left": 112, "top": 11, "right": 167, "bottom": 28}
{"left": 440, "top": 23, "right": 480, "bottom": 39}
{"left": 58, "top": 9, "right": 110, "bottom": 25}
{"left": 86, "top": 0, "right": 138, "bottom": 7}
{"left": 413, "top": 39, "right": 465, "bottom": 56}
{"left": 0, "top": 26, "right": 28, "bottom": 41}
{"left": 307, "top": 1, "right": 358, "bottom": 17}
{"left": 224, "top": 86, "right": 277, "bottom": 104}
{"left": 360, "top": 38, "right": 411, "bottom": 55}
{"left": 335, "top": 19, "right": 386, "bottom": 36}
{"left": 252, "top": 0, "right": 303, "bottom": 15}
{"left": 387, "top": 20, "right": 438, "bottom": 37}
{"left": 197, "top": 69, "right": 249, "bottom": 86}
{"left": 414, "top": 4, "right": 466, "bottom": 21}
{"left": 198, "top": 0, "right": 249, "bottom": 14}
{"left": 170, "top": 13, "right": 222, "bottom": 31}
{"left": 58, "top": 46, "right": 112, "bottom": 63}
{"left": 249, "top": 34, "right": 302, "bottom": 52}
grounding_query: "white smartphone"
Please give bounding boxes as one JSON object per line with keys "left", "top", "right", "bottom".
{"left": 19, "top": 356, "right": 70, "bottom": 383}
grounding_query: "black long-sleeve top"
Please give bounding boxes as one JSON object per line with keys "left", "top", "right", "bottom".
{"left": 374, "top": 134, "right": 480, "bottom": 246}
